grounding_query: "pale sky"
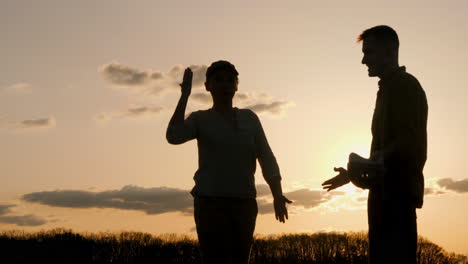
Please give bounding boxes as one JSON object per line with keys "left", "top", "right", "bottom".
{"left": 1, "top": 0, "right": 468, "bottom": 255}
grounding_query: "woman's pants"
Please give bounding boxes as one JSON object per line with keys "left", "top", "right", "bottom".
{"left": 194, "top": 197, "right": 258, "bottom": 264}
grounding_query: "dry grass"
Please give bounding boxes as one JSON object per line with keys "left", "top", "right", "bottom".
{"left": 1, "top": 228, "right": 466, "bottom": 264}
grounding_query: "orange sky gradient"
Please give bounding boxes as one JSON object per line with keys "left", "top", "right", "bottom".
{"left": 1, "top": 0, "right": 468, "bottom": 255}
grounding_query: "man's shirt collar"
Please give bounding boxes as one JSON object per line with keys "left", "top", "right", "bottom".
{"left": 378, "top": 66, "right": 406, "bottom": 89}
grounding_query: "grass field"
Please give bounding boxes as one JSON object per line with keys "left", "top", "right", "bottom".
{"left": 1, "top": 228, "right": 467, "bottom": 264}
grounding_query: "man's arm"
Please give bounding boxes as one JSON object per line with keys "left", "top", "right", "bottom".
{"left": 372, "top": 81, "right": 424, "bottom": 162}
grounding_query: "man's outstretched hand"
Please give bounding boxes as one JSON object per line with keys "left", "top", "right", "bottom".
{"left": 274, "top": 195, "right": 292, "bottom": 223}
{"left": 322, "top": 167, "right": 350, "bottom": 192}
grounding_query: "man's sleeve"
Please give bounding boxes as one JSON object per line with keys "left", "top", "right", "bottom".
{"left": 166, "top": 112, "right": 198, "bottom": 144}
{"left": 387, "top": 80, "right": 425, "bottom": 161}
{"left": 252, "top": 111, "right": 282, "bottom": 184}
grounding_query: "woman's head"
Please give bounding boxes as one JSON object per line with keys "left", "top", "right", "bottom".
{"left": 205, "top": 60, "right": 239, "bottom": 101}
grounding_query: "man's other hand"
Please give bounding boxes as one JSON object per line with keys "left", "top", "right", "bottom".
{"left": 322, "top": 167, "right": 350, "bottom": 192}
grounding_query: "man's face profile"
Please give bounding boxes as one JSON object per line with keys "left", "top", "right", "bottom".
{"left": 361, "top": 36, "right": 388, "bottom": 77}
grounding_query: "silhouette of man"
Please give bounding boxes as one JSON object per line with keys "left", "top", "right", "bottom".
{"left": 166, "top": 60, "right": 291, "bottom": 264}
{"left": 322, "top": 25, "right": 428, "bottom": 264}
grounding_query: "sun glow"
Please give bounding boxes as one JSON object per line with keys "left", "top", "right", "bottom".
{"left": 322, "top": 132, "right": 371, "bottom": 172}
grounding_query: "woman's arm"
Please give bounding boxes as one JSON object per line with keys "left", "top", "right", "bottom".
{"left": 166, "top": 68, "right": 195, "bottom": 144}
{"left": 253, "top": 111, "right": 292, "bottom": 222}
{"left": 269, "top": 180, "right": 292, "bottom": 223}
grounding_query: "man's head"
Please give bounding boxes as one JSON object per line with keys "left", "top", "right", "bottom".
{"left": 358, "top": 25, "right": 399, "bottom": 78}
{"left": 205, "top": 60, "right": 239, "bottom": 101}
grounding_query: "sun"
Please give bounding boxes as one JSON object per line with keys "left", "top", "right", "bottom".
{"left": 328, "top": 133, "right": 371, "bottom": 168}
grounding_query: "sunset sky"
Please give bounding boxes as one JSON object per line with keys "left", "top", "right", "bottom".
{"left": 2, "top": 0, "right": 468, "bottom": 255}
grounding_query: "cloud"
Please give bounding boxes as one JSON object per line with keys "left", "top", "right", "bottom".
{"left": 190, "top": 92, "right": 212, "bottom": 104}
{"left": 285, "top": 189, "right": 336, "bottom": 209}
{"left": 256, "top": 184, "right": 271, "bottom": 197}
{"left": 0, "top": 215, "right": 48, "bottom": 226}
{"left": 169, "top": 64, "right": 207, "bottom": 88}
{"left": 0, "top": 204, "right": 47, "bottom": 226}
{"left": 437, "top": 178, "right": 468, "bottom": 193}
{"left": 100, "top": 62, "right": 151, "bottom": 86}
{"left": 96, "top": 105, "right": 164, "bottom": 121}
{"left": 256, "top": 185, "right": 342, "bottom": 214}
{"left": 256, "top": 199, "right": 276, "bottom": 214}
{"left": 99, "top": 62, "right": 207, "bottom": 96}
{"left": 2, "top": 82, "right": 31, "bottom": 95}
{"left": 22, "top": 185, "right": 337, "bottom": 216}
{"left": 0, "top": 205, "right": 14, "bottom": 215}
{"left": 245, "top": 101, "right": 294, "bottom": 116}
{"left": 424, "top": 187, "right": 446, "bottom": 196}
{"left": 191, "top": 91, "right": 295, "bottom": 117}
{"left": 18, "top": 117, "right": 56, "bottom": 129}
{"left": 417, "top": 177, "right": 468, "bottom": 196}
{"left": 0, "top": 116, "right": 56, "bottom": 131}
{"left": 418, "top": 177, "right": 448, "bottom": 196}
{"left": 99, "top": 62, "right": 294, "bottom": 117}
{"left": 23, "top": 185, "right": 194, "bottom": 215}
{"left": 355, "top": 197, "right": 367, "bottom": 202}
{"left": 233, "top": 92, "right": 294, "bottom": 117}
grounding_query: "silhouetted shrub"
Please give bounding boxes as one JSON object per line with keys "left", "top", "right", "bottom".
{"left": 1, "top": 229, "right": 466, "bottom": 264}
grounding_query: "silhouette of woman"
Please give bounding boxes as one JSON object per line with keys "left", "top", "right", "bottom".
{"left": 166, "top": 60, "right": 291, "bottom": 264}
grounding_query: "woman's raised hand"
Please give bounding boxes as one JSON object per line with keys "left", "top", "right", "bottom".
{"left": 180, "top": 67, "right": 193, "bottom": 97}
